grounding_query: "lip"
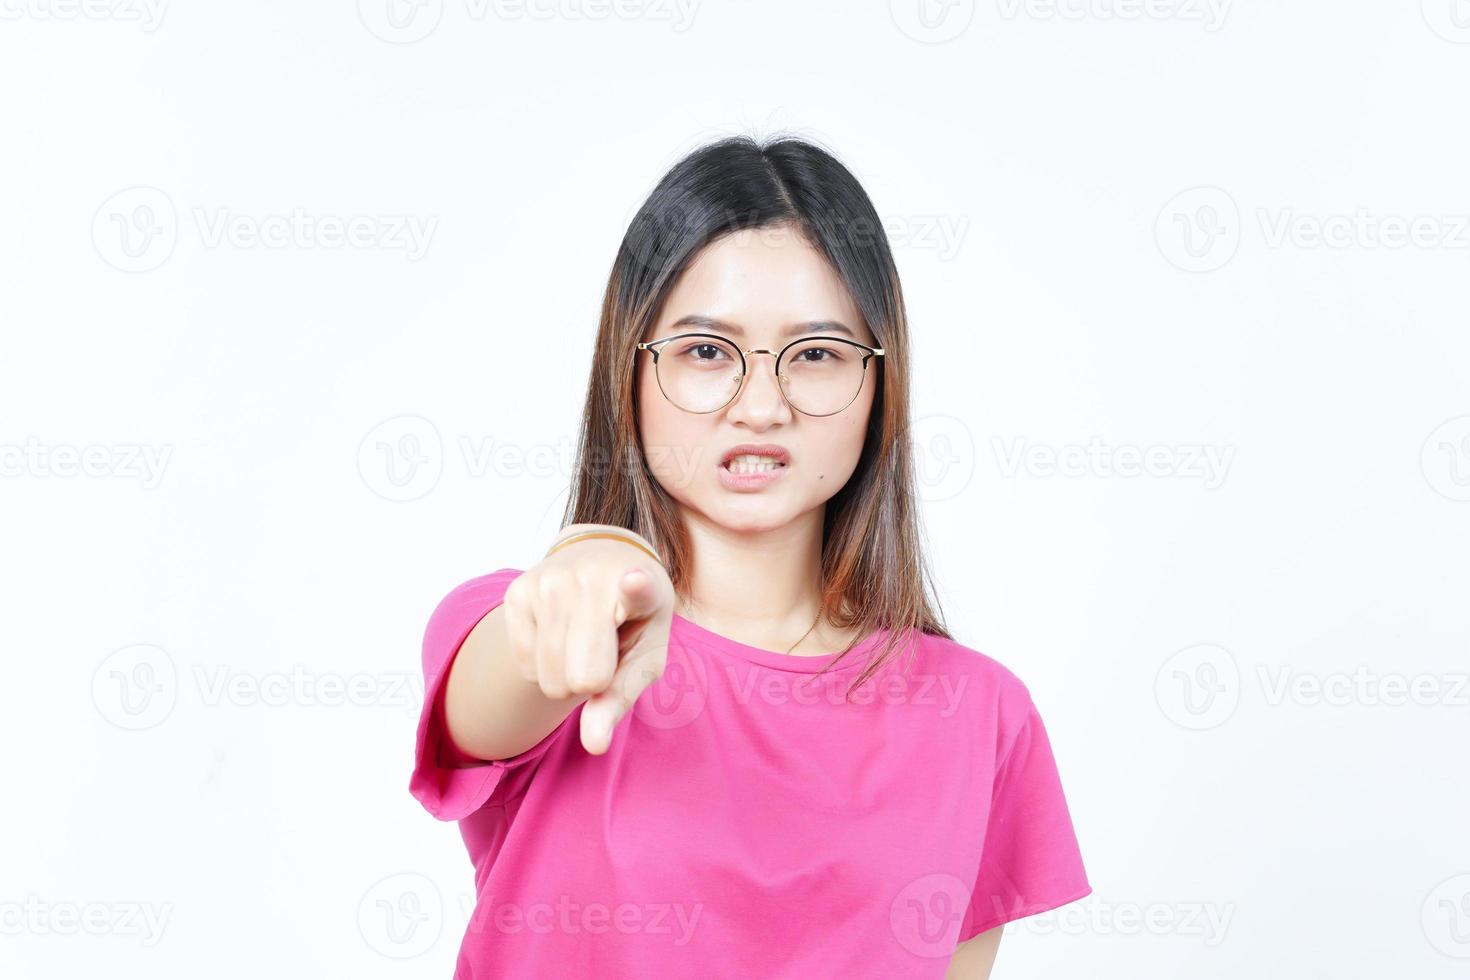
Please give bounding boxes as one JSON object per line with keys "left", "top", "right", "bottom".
{"left": 719, "top": 443, "right": 792, "bottom": 467}
{"left": 717, "top": 443, "right": 791, "bottom": 492}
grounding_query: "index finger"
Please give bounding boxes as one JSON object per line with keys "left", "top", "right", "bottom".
{"left": 578, "top": 618, "right": 669, "bottom": 755}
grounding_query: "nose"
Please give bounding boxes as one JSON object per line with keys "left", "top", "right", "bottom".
{"left": 725, "top": 349, "right": 792, "bottom": 425}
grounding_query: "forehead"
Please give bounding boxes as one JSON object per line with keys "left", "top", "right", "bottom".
{"left": 651, "top": 226, "right": 873, "bottom": 345}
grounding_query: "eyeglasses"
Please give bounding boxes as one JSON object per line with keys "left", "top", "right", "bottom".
{"left": 636, "top": 332, "right": 885, "bottom": 417}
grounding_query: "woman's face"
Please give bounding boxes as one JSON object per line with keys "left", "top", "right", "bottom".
{"left": 636, "top": 224, "right": 879, "bottom": 534}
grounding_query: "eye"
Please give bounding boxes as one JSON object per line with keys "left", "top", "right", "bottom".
{"left": 670, "top": 338, "right": 736, "bottom": 364}
{"left": 792, "top": 345, "right": 844, "bottom": 363}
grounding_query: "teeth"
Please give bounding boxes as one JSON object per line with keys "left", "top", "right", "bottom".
{"left": 726, "top": 454, "right": 784, "bottom": 474}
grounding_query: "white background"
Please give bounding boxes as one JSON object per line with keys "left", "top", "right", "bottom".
{"left": 3, "top": 1, "right": 1468, "bottom": 977}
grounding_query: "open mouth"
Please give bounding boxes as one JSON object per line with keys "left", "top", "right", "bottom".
{"left": 721, "top": 454, "right": 789, "bottom": 475}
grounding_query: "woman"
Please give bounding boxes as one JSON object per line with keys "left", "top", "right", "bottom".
{"left": 410, "top": 134, "right": 1091, "bottom": 978}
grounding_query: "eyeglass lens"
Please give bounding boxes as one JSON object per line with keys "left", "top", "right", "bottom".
{"left": 654, "top": 335, "right": 869, "bottom": 416}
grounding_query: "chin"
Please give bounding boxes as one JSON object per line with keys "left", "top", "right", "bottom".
{"left": 691, "top": 496, "right": 796, "bottom": 534}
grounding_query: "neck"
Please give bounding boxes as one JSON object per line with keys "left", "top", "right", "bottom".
{"left": 675, "top": 506, "right": 833, "bottom": 655}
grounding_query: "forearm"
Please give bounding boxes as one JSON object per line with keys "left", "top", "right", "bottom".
{"left": 440, "top": 597, "right": 581, "bottom": 764}
{"left": 439, "top": 523, "right": 655, "bottom": 764}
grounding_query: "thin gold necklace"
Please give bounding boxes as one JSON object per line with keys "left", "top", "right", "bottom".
{"left": 783, "top": 610, "right": 822, "bottom": 655}
{"left": 681, "top": 600, "right": 823, "bottom": 655}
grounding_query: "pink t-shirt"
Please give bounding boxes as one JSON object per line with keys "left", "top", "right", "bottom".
{"left": 410, "top": 568, "right": 1091, "bottom": 978}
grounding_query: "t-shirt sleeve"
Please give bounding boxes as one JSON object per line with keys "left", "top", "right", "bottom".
{"left": 958, "top": 695, "right": 1092, "bottom": 941}
{"left": 408, "top": 567, "right": 576, "bottom": 822}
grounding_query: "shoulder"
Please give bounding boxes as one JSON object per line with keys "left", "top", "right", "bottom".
{"left": 907, "top": 629, "right": 1036, "bottom": 706}
{"left": 902, "top": 629, "right": 1040, "bottom": 747}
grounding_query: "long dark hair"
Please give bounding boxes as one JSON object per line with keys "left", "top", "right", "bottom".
{"left": 561, "top": 132, "right": 951, "bottom": 698}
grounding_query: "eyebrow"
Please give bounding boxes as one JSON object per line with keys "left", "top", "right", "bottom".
{"left": 667, "top": 314, "right": 857, "bottom": 340}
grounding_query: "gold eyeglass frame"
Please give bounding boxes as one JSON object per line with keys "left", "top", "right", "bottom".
{"left": 635, "top": 332, "right": 886, "bottom": 418}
